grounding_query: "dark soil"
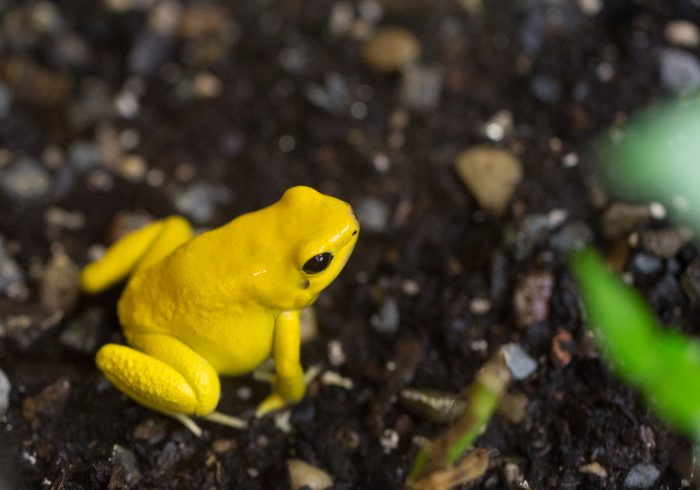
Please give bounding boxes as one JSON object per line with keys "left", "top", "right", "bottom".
{"left": 0, "top": 0, "right": 697, "bottom": 489}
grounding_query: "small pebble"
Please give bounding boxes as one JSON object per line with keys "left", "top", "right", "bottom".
{"left": 483, "top": 110, "right": 514, "bottom": 142}
{"left": 370, "top": 297, "right": 400, "bottom": 334}
{"left": 1, "top": 156, "right": 52, "bottom": 200}
{"left": 111, "top": 445, "right": 141, "bottom": 485}
{"left": 0, "top": 368, "right": 10, "bottom": 416}
{"left": 601, "top": 203, "right": 651, "bottom": 238}
{"left": 174, "top": 182, "right": 231, "bottom": 224}
{"left": 299, "top": 306, "right": 318, "bottom": 343}
{"left": 127, "top": 30, "right": 173, "bottom": 77}
{"left": 549, "top": 222, "right": 593, "bottom": 252}
{"left": 401, "top": 279, "right": 420, "bottom": 295}
{"left": 356, "top": 198, "right": 390, "bottom": 233}
{"left": 362, "top": 27, "right": 421, "bottom": 73}
{"left": 212, "top": 439, "right": 234, "bottom": 454}
{"left": 44, "top": 208, "right": 85, "bottom": 231}
{"left": 530, "top": 75, "right": 561, "bottom": 103}
{"left": 327, "top": 340, "right": 346, "bottom": 366}
{"left": 59, "top": 307, "right": 102, "bottom": 354}
{"left": 495, "top": 392, "right": 528, "bottom": 424}
{"left": 399, "top": 63, "right": 443, "bottom": 111}
{"left": 639, "top": 228, "right": 693, "bottom": 258}
{"left": 502, "top": 343, "right": 538, "bottom": 380}
{"left": 624, "top": 464, "right": 660, "bottom": 489}
{"left": 41, "top": 244, "right": 80, "bottom": 312}
{"left": 69, "top": 141, "right": 100, "bottom": 172}
{"left": 379, "top": 428, "right": 399, "bottom": 453}
{"left": 329, "top": 2, "right": 354, "bottom": 37}
{"left": 513, "top": 271, "right": 554, "bottom": 328}
{"left": 287, "top": 459, "right": 334, "bottom": 490}
{"left": 633, "top": 254, "right": 663, "bottom": 275}
{"left": 320, "top": 371, "right": 353, "bottom": 390}
{"left": 133, "top": 420, "right": 167, "bottom": 445}
{"left": 21, "top": 377, "right": 71, "bottom": 430}
{"left": 665, "top": 20, "right": 700, "bottom": 48}
{"left": 193, "top": 71, "right": 223, "bottom": 98}
{"left": 470, "top": 298, "right": 491, "bottom": 314}
{"left": 579, "top": 461, "right": 608, "bottom": 479}
{"left": 0, "top": 236, "right": 27, "bottom": 299}
{"left": 455, "top": 146, "right": 523, "bottom": 216}
{"left": 660, "top": 48, "right": 700, "bottom": 92}
{"left": 577, "top": 0, "right": 603, "bottom": 16}
{"left": 504, "top": 462, "right": 524, "bottom": 488}
{"left": 118, "top": 155, "right": 147, "bottom": 183}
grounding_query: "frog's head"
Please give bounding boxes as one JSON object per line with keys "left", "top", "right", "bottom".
{"left": 248, "top": 186, "right": 359, "bottom": 311}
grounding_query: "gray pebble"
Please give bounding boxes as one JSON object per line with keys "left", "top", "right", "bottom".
{"left": 174, "top": 182, "right": 231, "bottom": 224}
{"left": 356, "top": 198, "right": 390, "bottom": 233}
{"left": 111, "top": 445, "right": 141, "bottom": 484}
{"left": 0, "top": 368, "right": 10, "bottom": 417}
{"left": 304, "top": 72, "right": 350, "bottom": 114}
{"left": 624, "top": 464, "right": 660, "bottom": 489}
{"left": 530, "top": 75, "right": 561, "bottom": 103}
{"left": 0, "top": 156, "right": 53, "bottom": 200}
{"left": 0, "top": 236, "right": 26, "bottom": 299}
{"left": 550, "top": 222, "right": 593, "bottom": 252}
{"left": 59, "top": 307, "right": 103, "bottom": 354}
{"left": 69, "top": 141, "right": 101, "bottom": 172}
{"left": 660, "top": 48, "right": 700, "bottom": 92}
{"left": 633, "top": 254, "right": 663, "bottom": 275}
{"left": 128, "top": 30, "right": 174, "bottom": 76}
{"left": 370, "top": 298, "right": 400, "bottom": 334}
{"left": 502, "top": 343, "right": 538, "bottom": 380}
{"left": 399, "top": 64, "right": 443, "bottom": 112}
{"left": 639, "top": 228, "right": 693, "bottom": 258}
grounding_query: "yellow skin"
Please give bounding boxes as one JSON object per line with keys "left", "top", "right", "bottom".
{"left": 81, "top": 186, "right": 359, "bottom": 433}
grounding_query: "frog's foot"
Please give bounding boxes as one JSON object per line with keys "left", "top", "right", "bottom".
{"left": 96, "top": 334, "right": 231, "bottom": 437}
{"left": 81, "top": 216, "right": 192, "bottom": 294}
{"left": 254, "top": 365, "right": 321, "bottom": 417}
{"left": 168, "top": 411, "right": 247, "bottom": 437}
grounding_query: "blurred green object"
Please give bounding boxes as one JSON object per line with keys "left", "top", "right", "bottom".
{"left": 570, "top": 248, "right": 700, "bottom": 441}
{"left": 598, "top": 98, "right": 700, "bottom": 230}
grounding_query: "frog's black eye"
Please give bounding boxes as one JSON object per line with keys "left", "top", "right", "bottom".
{"left": 303, "top": 252, "right": 333, "bottom": 274}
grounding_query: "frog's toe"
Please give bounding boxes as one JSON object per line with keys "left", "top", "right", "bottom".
{"left": 255, "top": 393, "right": 287, "bottom": 417}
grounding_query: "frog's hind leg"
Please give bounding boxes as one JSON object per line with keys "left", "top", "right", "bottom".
{"left": 81, "top": 216, "right": 192, "bottom": 294}
{"left": 96, "top": 333, "right": 246, "bottom": 436}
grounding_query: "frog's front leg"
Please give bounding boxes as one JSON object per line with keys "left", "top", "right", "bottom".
{"left": 96, "top": 333, "right": 245, "bottom": 436}
{"left": 256, "top": 311, "right": 307, "bottom": 416}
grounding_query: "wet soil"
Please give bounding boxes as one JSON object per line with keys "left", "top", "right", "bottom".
{"left": 0, "top": 0, "right": 698, "bottom": 489}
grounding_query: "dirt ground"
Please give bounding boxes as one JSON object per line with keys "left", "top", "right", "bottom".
{"left": 0, "top": 0, "right": 698, "bottom": 489}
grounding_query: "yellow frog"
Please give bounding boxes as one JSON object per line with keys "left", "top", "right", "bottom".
{"left": 80, "top": 186, "right": 359, "bottom": 435}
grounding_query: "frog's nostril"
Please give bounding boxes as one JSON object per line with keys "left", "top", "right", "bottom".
{"left": 352, "top": 229, "right": 358, "bottom": 236}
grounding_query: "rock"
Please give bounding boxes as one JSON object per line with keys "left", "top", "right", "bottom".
{"left": 577, "top": 0, "right": 603, "bottom": 16}
{"left": 0, "top": 156, "right": 52, "bottom": 200}
{"left": 681, "top": 258, "right": 700, "bottom": 304}
{"left": 495, "top": 392, "right": 528, "bottom": 424}
{"left": 287, "top": 459, "right": 334, "bottom": 490}
{"left": 513, "top": 271, "right": 554, "bottom": 328}
{"left": 59, "top": 307, "right": 102, "bottom": 354}
{"left": 664, "top": 20, "right": 700, "bottom": 48}
{"left": 362, "top": 27, "right": 421, "bottom": 73}
{"left": 530, "top": 75, "right": 561, "bottom": 103}
{"left": 193, "top": 71, "right": 223, "bottom": 99}
{"left": 45, "top": 207, "right": 85, "bottom": 231}
{"left": 178, "top": 5, "right": 230, "bottom": 40}
{"left": 111, "top": 445, "right": 141, "bottom": 485}
{"left": 118, "top": 155, "right": 147, "bottom": 183}
{"left": 370, "top": 298, "right": 400, "bottom": 334}
{"left": 601, "top": 203, "right": 651, "bottom": 238}
{"left": 299, "top": 306, "right": 318, "bottom": 343}
{"left": 639, "top": 228, "right": 693, "bottom": 258}
{"left": 0, "top": 236, "right": 26, "bottom": 299}
{"left": 0, "top": 368, "right": 10, "bottom": 416}
{"left": 211, "top": 439, "right": 235, "bottom": 454}
{"left": 624, "top": 463, "right": 660, "bottom": 489}
{"left": 399, "top": 63, "right": 443, "bottom": 111}
{"left": 355, "top": 197, "right": 390, "bottom": 233}
{"left": 660, "top": 48, "right": 700, "bottom": 93}
{"left": 174, "top": 182, "right": 231, "bottom": 224}
{"left": 502, "top": 343, "right": 538, "bottom": 381}
{"left": 21, "top": 377, "right": 71, "bottom": 431}
{"left": 327, "top": 340, "right": 346, "bottom": 367}
{"left": 579, "top": 461, "right": 608, "bottom": 479}
{"left": 454, "top": 146, "right": 524, "bottom": 216}
{"left": 41, "top": 244, "right": 80, "bottom": 312}
{"left": 0, "top": 300, "right": 64, "bottom": 351}
{"left": 633, "top": 254, "right": 663, "bottom": 275}
{"left": 304, "top": 72, "right": 350, "bottom": 114}
{"left": 549, "top": 222, "right": 593, "bottom": 253}
{"left": 127, "top": 29, "right": 174, "bottom": 76}
{"left": 133, "top": 420, "right": 167, "bottom": 445}
{"left": 504, "top": 462, "right": 524, "bottom": 488}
